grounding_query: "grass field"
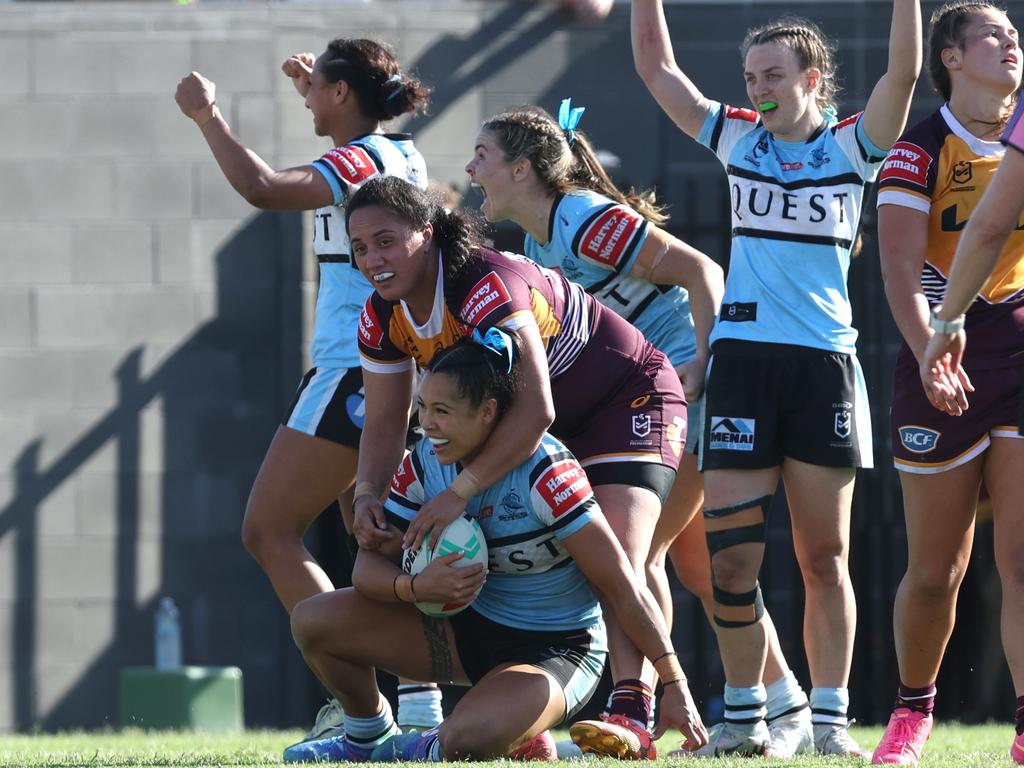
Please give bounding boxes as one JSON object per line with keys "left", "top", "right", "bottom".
{"left": 0, "top": 725, "right": 1018, "bottom": 767}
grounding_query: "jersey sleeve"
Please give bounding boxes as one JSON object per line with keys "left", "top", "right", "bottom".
{"left": 527, "top": 441, "right": 599, "bottom": 540}
{"left": 876, "top": 119, "right": 939, "bottom": 215}
{"left": 454, "top": 251, "right": 541, "bottom": 333}
{"left": 383, "top": 449, "right": 428, "bottom": 532}
{"left": 357, "top": 294, "right": 414, "bottom": 374}
{"left": 830, "top": 112, "right": 889, "bottom": 182}
{"left": 562, "top": 196, "right": 650, "bottom": 276}
{"left": 1002, "top": 99, "right": 1024, "bottom": 155}
{"left": 311, "top": 143, "right": 386, "bottom": 206}
{"left": 696, "top": 101, "right": 760, "bottom": 166}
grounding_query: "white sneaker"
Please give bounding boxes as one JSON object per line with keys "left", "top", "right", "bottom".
{"left": 684, "top": 720, "right": 769, "bottom": 758}
{"left": 305, "top": 698, "right": 345, "bottom": 741}
{"left": 814, "top": 722, "right": 870, "bottom": 758}
{"left": 767, "top": 708, "right": 813, "bottom": 758}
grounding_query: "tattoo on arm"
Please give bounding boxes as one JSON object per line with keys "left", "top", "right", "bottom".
{"left": 422, "top": 615, "right": 454, "bottom": 682}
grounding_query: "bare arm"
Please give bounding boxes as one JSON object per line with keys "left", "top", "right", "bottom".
{"left": 937, "top": 147, "right": 1024, "bottom": 319}
{"left": 631, "top": 0, "right": 712, "bottom": 139}
{"left": 861, "top": 1, "right": 922, "bottom": 151}
{"left": 563, "top": 515, "right": 707, "bottom": 746}
{"left": 878, "top": 204, "right": 932, "bottom": 361}
{"left": 353, "top": 367, "right": 416, "bottom": 548}
{"left": 630, "top": 227, "right": 723, "bottom": 400}
{"left": 175, "top": 71, "right": 334, "bottom": 211}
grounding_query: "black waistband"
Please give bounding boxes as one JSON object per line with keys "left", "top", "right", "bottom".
{"left": 318, "top": 254, "right": 351, "bottom": 264}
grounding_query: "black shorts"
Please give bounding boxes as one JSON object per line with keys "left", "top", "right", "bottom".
{"left": 701, "top": 341, "right": 874, "bottom": 470}
{"left": 449, "top": 608, "right": 607, "bottom": 722}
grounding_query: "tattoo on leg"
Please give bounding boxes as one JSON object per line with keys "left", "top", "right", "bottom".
{"left": 422, "top": 615, "right": 453, "bottom": 682}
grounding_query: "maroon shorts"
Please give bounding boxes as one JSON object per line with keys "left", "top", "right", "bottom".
{"left": 550, "top": 302, "right": 686, "bottom": 495}
{"left": 890, "top": 345, "right": 1024, "bottom": 474}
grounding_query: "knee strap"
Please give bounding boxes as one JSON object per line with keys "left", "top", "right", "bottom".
{"left": 712, "top": 582, "right": 765, "bottom": 628}
{"left": 704, "top": 495, "right": 771, "bottom": 555}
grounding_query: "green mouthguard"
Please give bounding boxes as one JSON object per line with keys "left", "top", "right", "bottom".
{"left": 759, "top": 101, "right": 778, "bottom": 111}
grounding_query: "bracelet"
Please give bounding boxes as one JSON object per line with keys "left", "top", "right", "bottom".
{"left": 409, "top": 574, "right": 420, "bottom": 602}
{"left": 652, "top": 651, "right": 676, "bottom": 664}
{"left": 392, "top": 573, "right": 405, "bottom": 602}
{"left": 193, "top": 102, "right": 219, "bottom": 127}
{"left": 450, "top": 469, "right": 480, "bottom": 501}
{"left": 662, "top": 677, "right": 688, "bottom": 688}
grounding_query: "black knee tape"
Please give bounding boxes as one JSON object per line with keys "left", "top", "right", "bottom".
{"left": 703, "top": 495, "right": 771, "bottom": 555}
{"left": 712, "top": 582, "right": 765, "bottom": 628}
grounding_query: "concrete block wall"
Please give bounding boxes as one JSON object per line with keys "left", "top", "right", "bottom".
{"left": 0, "top": 0, "right": 1010, "bottom": 732}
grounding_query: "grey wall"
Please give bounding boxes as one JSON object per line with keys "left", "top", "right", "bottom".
{"left": 0, "top": 0, "right": 1017, "bottom": 732}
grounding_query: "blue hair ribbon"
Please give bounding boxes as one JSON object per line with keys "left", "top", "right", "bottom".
{"left": 558, "top": 97, "right": 586, "bottom": 146}
{"left": 384, "top": 73, "right": 405, "bottom": 102}
{"left": 471, "top": 327, "right": 514, "bottom": 373}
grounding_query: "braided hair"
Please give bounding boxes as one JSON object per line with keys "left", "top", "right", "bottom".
{"left": 741, "top": 18, "right": 841, "bottom": 114}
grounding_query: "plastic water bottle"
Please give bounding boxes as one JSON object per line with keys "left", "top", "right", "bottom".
{"left": 154, "top": 596, "right": 182, "bottom": 670}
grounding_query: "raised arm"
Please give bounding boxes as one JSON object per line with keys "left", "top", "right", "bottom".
{"left": 861, "top": 0, "right": 922, "bottom": 151}
{"left": 631, "top": 0, "right": 713, "bottom": 139}
{"left": 175, "top": 71, "right": 334, "bottom": 211}
{"left": 630, "top": 227, "right": 724, "bottom": 400}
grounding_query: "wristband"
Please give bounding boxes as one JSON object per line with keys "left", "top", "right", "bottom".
{"left": 654, "top": 651, "right": 685, "bottom": 686}
{"left": 193, "top": 102, "right": 219, "bottom": 127}
{"left": 929, "top": 308, "right": 965, "bottom": 335}
{"left": 354, "top": 481, "right": 377, "bottom": 502}
{"left": 450, "top": 469, "right": 480, "bottom": 501}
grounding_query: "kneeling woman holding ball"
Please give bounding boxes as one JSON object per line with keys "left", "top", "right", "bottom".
{"left": 287, "top": 331, "right": 707, "bottom": 763}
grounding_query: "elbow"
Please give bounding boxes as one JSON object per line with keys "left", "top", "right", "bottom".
{"left": 236, "top": 177, "right": 275, "bottom": 209}
{"left": 969, "top": 212, "right": 1016, "bottom": 247}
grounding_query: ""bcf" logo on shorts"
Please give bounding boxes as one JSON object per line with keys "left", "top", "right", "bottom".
{"left": 899, "top": 426, "right": 940, "bottom": 454}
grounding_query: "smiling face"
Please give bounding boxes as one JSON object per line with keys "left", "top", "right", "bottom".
{"left": 947, "top": 8, "right": 1021, "bottom": 96}
{"left": 465, "top": 130, "right": 520, "bottom": 222}
{"left": 417, "top": 370, "right": 497, "bottom": 466}
{"left": 744, "top": 41, "right": 821, "bottom": 140}
{"left": 349, "top": 204, "right": 433, "bottom": 304}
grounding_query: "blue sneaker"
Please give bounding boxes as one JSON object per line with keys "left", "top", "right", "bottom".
{"left": 283, "top": 733, "right": 377, "bottom": 763}
{"left": 370, "top": 726, "right": 440, "bottom": 762}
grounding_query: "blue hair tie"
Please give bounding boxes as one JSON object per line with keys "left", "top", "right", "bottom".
{"left": 384, "top": 73, "right": 404, "bottom": 102}
{"left": 822, "top": 104, "right": 838, "bottom": 124}
{"left": 558, "top": 97, "right": 586, "bottom": 147}
{"left": 471, "top": 327, "right": 514, "bottom": 374}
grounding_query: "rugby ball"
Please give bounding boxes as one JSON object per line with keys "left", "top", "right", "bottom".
{"left": 401, "top": 516, "right": 488, "bottom": 617}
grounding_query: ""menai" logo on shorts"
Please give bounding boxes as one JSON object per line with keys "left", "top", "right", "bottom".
{"left": 709, "top": 417, "right": 755, "bottom": 451}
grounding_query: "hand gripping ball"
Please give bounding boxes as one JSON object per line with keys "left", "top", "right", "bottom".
{"left": 402, "top": 516, "right": 488, "bottom": 617}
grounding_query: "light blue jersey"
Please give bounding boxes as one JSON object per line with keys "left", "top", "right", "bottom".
{"left": 524, "top": 190, "right": 697, "bottom": 366}
{"left": 310, "top": 133, "right": 427, "bottom": 368}
{"left": 697, "top": 102, "right": 887, "bottom": 353}
{"left": 385, "top": 433, "right": 603, "bottom": 633}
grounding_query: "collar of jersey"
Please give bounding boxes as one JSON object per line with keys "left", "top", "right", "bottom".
{"left": 940, "top": 103, "right": 1005, "bottom": 158}
{"left": 400, "top": 251, "right": 446, "bottom": 337}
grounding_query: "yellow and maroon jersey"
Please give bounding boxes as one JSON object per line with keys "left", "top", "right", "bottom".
{"left": 357, "top": 246, "right": 592, "bottom": 376}
{"left": 877, "top": 104, "right": 1024, "bottom": 366}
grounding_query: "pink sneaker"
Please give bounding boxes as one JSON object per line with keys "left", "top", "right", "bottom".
{"left": 871, "top": 708, "right": 932, "bottom": 765}
{"left": 509, "top": 730, "right": 557, "bottom": 761}
{"left": 1011, "top": 731, "right": 1024, "bottom": 764}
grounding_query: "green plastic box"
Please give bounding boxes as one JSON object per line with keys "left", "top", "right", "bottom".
{"left": 119, "top": 666, "right": 244, "bottom": 732}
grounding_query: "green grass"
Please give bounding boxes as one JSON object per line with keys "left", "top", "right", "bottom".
{"left": 0, "top": 725, "right": 1017, "bottom": 767}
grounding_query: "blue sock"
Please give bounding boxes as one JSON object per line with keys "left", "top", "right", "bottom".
{"left": 724, "top": 684, "right": 766, "bottom": 732}
{"left": 810, "top": 687, "right": 849, "bottom": 728}
{"left": 343, "top": 696, "right": 398, "bottom": 751}
{"left": 765, "top": 672, "right": 808, "bottom": 721}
